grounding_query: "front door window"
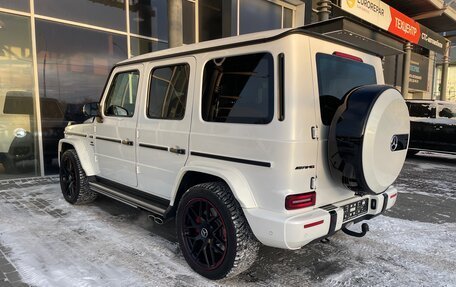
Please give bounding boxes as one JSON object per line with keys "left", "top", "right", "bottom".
{"left": 104, "top": 71, "right": 140, "bottom": 117}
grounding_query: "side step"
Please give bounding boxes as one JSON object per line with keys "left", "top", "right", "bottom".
{"left": 89, "top": 180, "right": 169, "bottom": 219}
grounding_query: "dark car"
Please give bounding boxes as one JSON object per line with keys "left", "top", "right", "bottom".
{"left": 406, "top": 100, "right": 456, "bottom": 155}
{"left": 0, "top": 92, "right": 68, "bottom": 173}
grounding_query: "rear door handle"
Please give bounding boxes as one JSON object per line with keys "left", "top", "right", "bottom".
{"left": 169, "top": 147, "right": 186, "bottom": 155}
{"left": 121, "top": 139, "right": 134, "bottom": 146}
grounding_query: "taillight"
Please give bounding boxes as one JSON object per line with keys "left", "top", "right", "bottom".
{"left": 285, "top": 192, "right": 316, "bottom": 210}
{"left": 333, "top": 51, "right": 363, "bottom": 62}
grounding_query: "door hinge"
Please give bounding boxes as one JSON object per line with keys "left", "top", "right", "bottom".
{"left": 310, "top": 176, "right": 317, "bottom": 190}
{"left": 311, "top": 126, "right": 319, "bottom": 140}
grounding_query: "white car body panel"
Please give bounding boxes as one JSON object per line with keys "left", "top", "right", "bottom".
{"left": 59, "top": 27, "right": 404, "bottom": 250}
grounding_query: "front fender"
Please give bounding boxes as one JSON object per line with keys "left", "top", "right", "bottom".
{"left": 170, "top": 162, "right": 257, "bottom": 209}
{"left": 58, "top": 138, "right": 99, "bottom": 176}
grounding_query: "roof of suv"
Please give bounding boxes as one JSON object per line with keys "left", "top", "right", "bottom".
{"left": 117, "top": 22, "right": 379, "bottom": 67}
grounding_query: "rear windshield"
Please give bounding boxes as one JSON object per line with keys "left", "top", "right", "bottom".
{"left": 316, "top": 53, "right": 377, "bottom": 125}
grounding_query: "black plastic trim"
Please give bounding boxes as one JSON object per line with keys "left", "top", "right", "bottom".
{"left": 139, "top": 143, "right": 168, "bottom": 151}
{"left": 381, "top": 193, "right": 389, "bottom": 213}
{"left": 96, "top": 136, "right": 121, "bottom": 144}
{"left": 320, "top": 204, "right": 337, "bottom": 211}
{"left": 93, "top": 176, "right": 170, "bottom": 209}
{"left": 278, "top": 53, "right": 285, "bottom": 121}
{"left": 327, "top": 210, "right": 338, "bottom": 236}
{"left": 190, "top": 151, "right": 271, "bottom": 168}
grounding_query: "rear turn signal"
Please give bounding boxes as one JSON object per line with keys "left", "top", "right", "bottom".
{"left": 285, "top": 192, "right": 316, "bottom": 210}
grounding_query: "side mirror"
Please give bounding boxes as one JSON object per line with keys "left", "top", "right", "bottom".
{"left": 82, "top": 102, "right": 99, "bottom": 117}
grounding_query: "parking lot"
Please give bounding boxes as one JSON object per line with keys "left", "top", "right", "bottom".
{"left": 1, "top": 152, "right": 455, "bottom": 287}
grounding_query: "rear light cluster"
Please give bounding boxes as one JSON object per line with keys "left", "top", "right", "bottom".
{"left": 285, "top": 192, "right": 316, "bottom": 210}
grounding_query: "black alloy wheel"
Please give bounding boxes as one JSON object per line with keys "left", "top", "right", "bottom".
{"left": 59, "top": 149, "right": 97, "bottom": 205}
{"left": 60, "top": 153, "right": 78, "bottom": 203}
{"left": 176, "top": 182, "right": 259, "bottom": 280}
{"left": 181, "top": 197, "right": 228, "bottom": 270}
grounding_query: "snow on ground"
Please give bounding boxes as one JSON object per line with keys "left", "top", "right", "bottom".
{"left": 1, "top": 183, "right": 455, "bottom": 287}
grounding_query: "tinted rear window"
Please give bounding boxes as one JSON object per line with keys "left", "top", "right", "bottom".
{"left": 316, "top": 53, "right": 377, "bottom": 125}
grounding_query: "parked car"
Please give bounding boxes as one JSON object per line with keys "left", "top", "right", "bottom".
{"left": 406, "top": 100, "right": 456, "bottom": 155}
{"left": 58, "top": 26, "right": 410, "bottom": 279}
{"left": 0, "top": 91, "right": 67, "bottom": 173}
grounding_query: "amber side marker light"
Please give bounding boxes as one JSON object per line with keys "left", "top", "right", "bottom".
{"left": 285, "top": 192, "right": 316, "bottom": 210}
{"left": 333, "top": 51, "right": 363, "bottom": 62}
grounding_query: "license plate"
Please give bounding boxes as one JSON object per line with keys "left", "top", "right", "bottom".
{"left": 343, "top": 199, "right": 369, "bottom": 221}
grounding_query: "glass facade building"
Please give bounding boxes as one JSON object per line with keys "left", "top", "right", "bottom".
{"left": 0, "top": 0, "right": 298, "bottom": 179}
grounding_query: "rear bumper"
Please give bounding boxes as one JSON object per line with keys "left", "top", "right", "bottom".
{"left": 243, "top": 186, "right": 398, "bottom": 249}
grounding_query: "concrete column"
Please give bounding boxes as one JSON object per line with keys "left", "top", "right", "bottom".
{"left": 168, "top": 0, "right": 183, "bottom": 48}
{"left": 317, "top": 0, "right": 331, "bottom": 21}
{"left": 401, "top": 42, "right": 412, "bottom": 97}
{"left": 440, "top": 40, "right": 450, "bottom": 101}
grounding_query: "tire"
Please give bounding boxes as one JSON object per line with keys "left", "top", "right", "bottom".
{"left": 176, "top": 182, "right": 259, "bottom": 280}
{"left": 328, "top": 85, "right": 410, "bottom": 195}
{"left": 59, "top": 149, "right": 97, "bottom": 204}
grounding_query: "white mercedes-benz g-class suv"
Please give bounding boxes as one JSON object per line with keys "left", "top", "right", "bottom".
{"left": 58, "top": 23, "right": 409, "bottom": 279}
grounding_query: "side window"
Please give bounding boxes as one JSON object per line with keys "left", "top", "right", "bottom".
{"left": 202, "top": 53, "right": 274, "bottom": 124}
{"left": 104, "top": 70, "right": 139, "bottom": 117}
{"left": 148, "top": 64, "right": 190, "bottom": 120}
{"left": 407, "top": 103, "right": 436, "bottom": 118}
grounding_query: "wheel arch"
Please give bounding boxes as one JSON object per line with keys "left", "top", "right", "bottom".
{"left": 58, "top": 138, "right": 99, "bottom": 176}
{"left": 169, "top": 166, "right": 257, "bottom": 215}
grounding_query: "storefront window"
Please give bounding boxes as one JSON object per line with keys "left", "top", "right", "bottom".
{"left": 129, "top": 0, "right": 168, "bottom": 41}
{"left": 284, "top": 8, "right": 293, "bottom": 28}
{"left": 35, "top": 0, "right": 126, "bottom": 31}
{"left": 199, "top": 0, "right": 236, "bottom": 41}
{"left": 183, "top": 0, "right": 195, "bottom": 44}
{"left": 130, "top": 36, "right": 168, "bottom": 57}
{"left": 239, "top": 0, "right": 282, "bottom": 34}
{"left": 0, "top": 0, "right": 29, "bottom": 12}
{"left": 0, "top": 13, "right": 39, "bottom": 179}
{"left": 36, "top": 20, "right": 127, "bottom": 174}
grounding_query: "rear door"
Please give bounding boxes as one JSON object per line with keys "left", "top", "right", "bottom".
{"left": 136, "top": 57, "right": 195, "bottom": 200}
{"left": 310, "top": 39, "right": 381, "bottom": 202}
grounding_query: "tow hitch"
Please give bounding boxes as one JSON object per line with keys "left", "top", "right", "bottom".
{"left": 342, "top": 223, "right": 369, "bottom": 238}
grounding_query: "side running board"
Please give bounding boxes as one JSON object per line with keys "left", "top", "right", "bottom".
{"left": 89, "top": 180, "right": 169, "bottom": 218}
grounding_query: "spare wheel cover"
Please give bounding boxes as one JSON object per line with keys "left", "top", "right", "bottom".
{"left": 328, "top": 85, "right": 410, "bottom": 195}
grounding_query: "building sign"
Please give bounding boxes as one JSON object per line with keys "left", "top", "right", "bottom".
{"left": 342, "top": 0, "right": 446, "bottom": 54}
{"left": 409, "top": 53, "right": 429, "bottom": 91}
